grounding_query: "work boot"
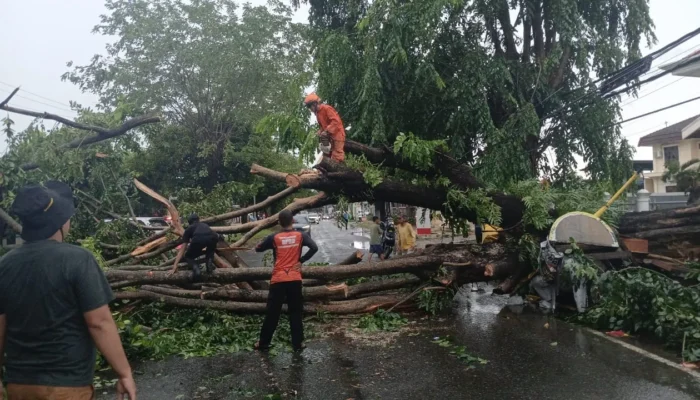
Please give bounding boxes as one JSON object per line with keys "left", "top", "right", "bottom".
{"left": 191, "top": 264, "right": 202, "bottom": 282}
{"left": 293, "top": 343, "right": 306, "bottom": 352}
{"left": 206, "top": 258, "right": 216, "bottom": 274}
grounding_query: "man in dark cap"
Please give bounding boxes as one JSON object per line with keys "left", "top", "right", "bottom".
{"left": 0, "top": 181, "right": 136, "bottom": 400}
{"left": 169, "top": 213, "right": 220, "bottom": 280}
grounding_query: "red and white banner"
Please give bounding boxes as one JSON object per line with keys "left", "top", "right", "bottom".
{"left": 416, "top": 207, "right": 431, "bottom": 235}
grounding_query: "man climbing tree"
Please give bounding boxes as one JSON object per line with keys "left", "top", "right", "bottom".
{"left": 303, "top": 93, "right": 346, "bottom": 163}
{"left": 170, "top": 213, "right": 219, "bottom": 280}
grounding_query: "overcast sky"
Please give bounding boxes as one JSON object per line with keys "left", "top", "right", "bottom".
{"left": 1, "top": 0, "right": 699, "bottom": 162}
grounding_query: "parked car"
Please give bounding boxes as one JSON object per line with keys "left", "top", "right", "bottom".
{"left": 293, "top": 215, "right": 311, "bottom": 236}
{"left": 307, "top": 213, "right": 321, "bottom": 224}
{"left": 104, "top": 217, "right": 169, "bottom": 232}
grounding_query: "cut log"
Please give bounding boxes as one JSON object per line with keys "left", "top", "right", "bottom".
{"left": 105, "top": 244, "right": 517, "bottom": 286}
{"left": 200, "top": 276, "right": 419, "bottom": 301}
{"left": 114, "top": 290, "right": 405, "bottom": 314}
{"left": 338, "top": 250, "right": 364, "bottom": 265}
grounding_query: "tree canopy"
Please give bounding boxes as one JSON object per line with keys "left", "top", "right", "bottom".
{"left": 278, "top": 0, "right": 654, "bottom": 186}
{"left": 63, "top": 0, "right": 311, "bottom": 193}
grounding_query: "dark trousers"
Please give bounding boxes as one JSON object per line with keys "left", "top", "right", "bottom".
{"left": 185, "top": 235, "right": 218, "bottom": 264}
{"left": 259, "top": 281, "right": 304, "bottom": 348}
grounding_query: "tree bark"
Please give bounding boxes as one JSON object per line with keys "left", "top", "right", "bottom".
{"left": 250, "top": 161, "right": 525, "bottom": 229}
{"left": 105, "top": 244, "right": 517, "bottom": 286}
{"left": 114, "top": 290, "right": 405, "bottom": 314}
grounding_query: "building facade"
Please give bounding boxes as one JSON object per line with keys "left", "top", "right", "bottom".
{"left": 637, "top": 114, "right": 700, "bottom": 193}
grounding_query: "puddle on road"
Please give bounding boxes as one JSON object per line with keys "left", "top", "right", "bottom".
{"left": 351, "top": 228, "right": 367, "bottom": 237}
{"left": 353, "top": 241, "right": 369, "bottom": 250}
{"left": 454, "top": 284, "right": 524, "bottom": 331}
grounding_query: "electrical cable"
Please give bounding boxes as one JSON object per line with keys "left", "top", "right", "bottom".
{"left": 0, "top": 80, "right": 75, "bottom": 109}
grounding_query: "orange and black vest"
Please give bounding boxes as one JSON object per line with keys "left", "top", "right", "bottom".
{"left": 255, "top": 229, "right": 318, "bottom": 284}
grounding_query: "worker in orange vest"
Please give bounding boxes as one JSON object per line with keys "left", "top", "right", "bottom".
{"left": 303, "top": 93, "right": 346, "bottom": 163}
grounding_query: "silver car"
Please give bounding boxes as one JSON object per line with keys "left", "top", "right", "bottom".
{"left": 307, "top": 213, "right": 321, "bottom": 224}
{"left": 293, "top": 215, "right": 311, "bottom": 236}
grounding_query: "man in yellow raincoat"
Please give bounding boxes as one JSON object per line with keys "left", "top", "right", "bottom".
{"left": 396, "top": 215, "right": 417, "bottom": 255}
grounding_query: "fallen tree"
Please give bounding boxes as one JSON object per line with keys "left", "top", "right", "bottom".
{"left": 4, "top": 95, "right": 696, "bottom": 314}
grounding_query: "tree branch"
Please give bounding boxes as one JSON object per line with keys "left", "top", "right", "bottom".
{"left": 250, "top": 157, "right": 524, "bottom": 228}
{"left": 548, "top": 45, "right": 572, "bottom": 89}
{"left": 201, "top": 186, "right": 298, "bottom": 224}
{"left": 0, "top": 207, "right": 22, "bottom": 233}
{"left": 0, "top": 87, "right": 20, "bottom": 108}
{"left": 531, "top": 0, "right": 545, "bottom": 63}
{"left": 17, "top": 113, "right": 161, "bottom": 171}
{"left": 497, "top": 0, "right": 519, "bottom": 60}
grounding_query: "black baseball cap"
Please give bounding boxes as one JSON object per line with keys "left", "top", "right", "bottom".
{"left": 11, "top": 181, "right": 75, "bottom": 241}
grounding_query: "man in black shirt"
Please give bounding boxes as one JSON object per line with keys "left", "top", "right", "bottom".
{"left": 0, "top": 181, "right": 135, "bottom": 400}
{"left": 170, "top": 213, "right": 219, "bottom": 280}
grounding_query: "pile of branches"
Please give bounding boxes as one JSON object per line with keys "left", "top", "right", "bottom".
{"left": 2, "top": 98, "right": 699, "bottom": 316}
{"left": 102, "top": 177, "right": 521, "bottom": 314}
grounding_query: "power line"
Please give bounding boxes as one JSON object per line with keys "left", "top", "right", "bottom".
{"left": 616, "top": 95, "right": 700, "bottom": 127}
{"left": 0, "top": 80, "right": 75, "bottom": 109}
{"left": 0, "top": 88, "right": 77, "bottom": 114}
{"left": 621, "top": 77, "right": 685, "bottom": 107}
{"left": 624, "top": 122, "right": 668, "bottom": 139}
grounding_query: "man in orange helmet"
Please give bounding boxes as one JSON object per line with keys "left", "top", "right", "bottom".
{"left": 303, "top": 93, "right": 346, "bottom": 163}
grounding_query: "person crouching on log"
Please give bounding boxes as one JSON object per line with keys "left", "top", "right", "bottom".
{"left": 169, "top": 213, "right": 219, "bottom": 281}
{"left": 303, "top": 92, "right": 346, "bottom": 163}
{"left": 254, "top": 210, "right": 318, "bottom": 352}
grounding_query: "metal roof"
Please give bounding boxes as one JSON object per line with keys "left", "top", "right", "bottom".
{"left": 637, "top": 114, "right": 700, "bottom": 146}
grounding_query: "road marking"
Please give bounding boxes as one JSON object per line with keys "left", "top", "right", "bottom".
{"left": 585, "top": 328, "right": 700, "bottom": 380}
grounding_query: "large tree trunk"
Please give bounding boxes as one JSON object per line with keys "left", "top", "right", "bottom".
{"left": 618, "top": 206, "right": 700, "bottom": 257}
{"left": 249, "top": 160, "right": 525, "bottom": 229}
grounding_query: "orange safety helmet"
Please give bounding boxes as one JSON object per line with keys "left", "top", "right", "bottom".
{"left": 303, "top": 92, "right": 320, "bottom": 106}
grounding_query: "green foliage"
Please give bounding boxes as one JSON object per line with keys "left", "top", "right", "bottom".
{"left": 356, "top": 309, "right": 407, "bottom": 332}
{"left": 344, "top": 154, "right": 385, "bottom": 187}
{"left": 561, "top": 242, "right": 600, "bottom": 286}
{"left": 176, "top": 181, "right": 263, "bottom": 219}
{"left": 79, "top": 237, "right": 107, "bottom": 269}
{"left": 417, "top": 287, "right": 456, "bottom": 316}
{"left": 515, "top": 233, "right": 539, "bottom": 265}
{"left": 432, "top": 336, "right": 488, "bottom": 367}
{"left": 112, "top": 302, "right": 314, "bottom": 361}
{"left": 506, "top": 180, "right": 555, "bottom": 231}
{"left": 298, "top": 0, "right": 652, "bottom": 181}
{"left": 663, "top": 159, "right": 700, "bottom": 204}
{"left": 393, "top": 132, "right": 446, "bottom": 171}
{"left": 686, "top": 261, "right": 700, "bottom": 282}
{"left": 64, "top": 0, "right": 310, "bottom": 195}
{"left": 552, "top": 181, "right": 626, "bottom": 227}
{"left": 446, "top": 188, "right": 502, "bottom": 228}
{"left": 581, "top": 268, "right": 700, "bottom": 362}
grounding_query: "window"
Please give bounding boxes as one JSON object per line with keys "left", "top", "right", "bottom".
{"left": 663, "top": 146, "right": 679, "bottom": 164}
{"left": 666, "top": 185, "right": 678, "bottom": 193}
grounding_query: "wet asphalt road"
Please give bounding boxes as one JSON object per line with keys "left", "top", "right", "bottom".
{"left": 97, "top": 221, "right": 700, "bottom": 399}
{"left": 239, "top": 220, "right": 371, "bottom": 267}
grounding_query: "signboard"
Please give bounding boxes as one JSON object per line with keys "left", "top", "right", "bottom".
{"left": 416, "top": 207, "right": 431, "bottom": 235}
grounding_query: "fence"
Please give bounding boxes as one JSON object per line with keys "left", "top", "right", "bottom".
{"left": 617, "top": 190, "right": 689, "bottom": 213}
